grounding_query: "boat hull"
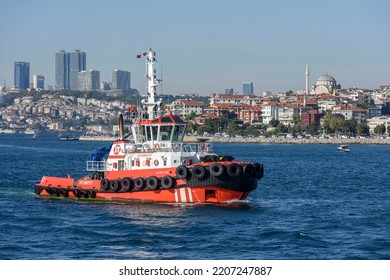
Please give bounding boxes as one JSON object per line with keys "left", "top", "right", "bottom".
{"left": 34, "top": 162, "right": 262, "bottom": 204}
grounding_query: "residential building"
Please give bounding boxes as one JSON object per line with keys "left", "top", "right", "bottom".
{"left": 14, "top": 62, "right": 30, "bottom": 90}
{"left": 333, "top": 108, "right": 367, "bottom": 124}
{"left": 261, "top": 103, "right": 280, "bottom": 125}
{"left": 170, "top": 100, "right": 205, "bottom": 118}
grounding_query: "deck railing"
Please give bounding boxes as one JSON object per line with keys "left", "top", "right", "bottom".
{"left": 86, "top": 161, "right": 106, "bottom": 171}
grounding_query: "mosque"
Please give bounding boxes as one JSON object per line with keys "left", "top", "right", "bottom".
{"left": 311, "top": 73, "right": 341, "bottom": 95}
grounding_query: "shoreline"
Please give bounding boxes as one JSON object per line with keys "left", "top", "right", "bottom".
{"left": 79, "top": 135, "right": 390, "bottom": 145}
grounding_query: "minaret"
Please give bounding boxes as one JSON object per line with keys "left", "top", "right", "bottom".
{"left": 305, "top": 64, "right": 309, "bottom": 107}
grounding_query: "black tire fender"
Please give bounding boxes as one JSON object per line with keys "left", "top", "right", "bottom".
{"left": 176, "top": 165, "right": 188, "bottom": 179}
{"left": 121, "top": 177, "right": 133, "bottom": 191}
{"left": 146, "top": 176, "right": 159, "bottom": 190}
{"left": 160, "top": 176, "right": 174, "bottom": 189}
{"left": 242, "top": 164, "right": 254, "bottom": 177}
{"left": 192, "top": 165, "right": 206, "bottom": 180}
{"left": 227, "top": 163, "right": 242, "bottom": 178}
{"left": 134, "top": 177, "right": 144, "bottom": 190}
{"left": 100, "top": 178, "right": 110, "bottom": 190}
{"left": 209, "top": 163, "right": 224, "bottom": 177}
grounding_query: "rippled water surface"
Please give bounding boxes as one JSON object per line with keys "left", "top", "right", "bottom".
{"left": 0, "top": 134, "right": 389, "bottom": 259}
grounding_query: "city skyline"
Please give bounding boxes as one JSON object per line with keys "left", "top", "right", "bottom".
{"left": 1, "top": 0, "right": 390, "bottom": 95}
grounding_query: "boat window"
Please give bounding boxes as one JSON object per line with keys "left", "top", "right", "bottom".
{"left": 145, "top": 126, "right": 152, "bottom": 141}
{"left": 173, "top": 115, "right": 185, "bottom": 123}
{"left": 151, "top": 126, "right": 158, "bottom": 141}
{"left": 161, "top": 116, "right": 172, "bottom": 123}
{"left": 159, "top": 125, "right": 172, "bottom": 141}
{"left": 172, "top": 125, "right": 186, "bottom": 142}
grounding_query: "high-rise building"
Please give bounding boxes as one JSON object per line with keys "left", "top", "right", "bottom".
{"left": 225, "top": 88, "right": 233, "bottom": 95}
{"left": 55, "top": 50, "right": 69, "bottom": 90}
{"left": 112, "top": 69, "right": 130, "bottom": 89}
{"left": 243, "top": 82, "right": 254, "bottom": 95}
{"left": 33, "top": 74, "right": 45, "bottom": 90}
{"left": 69, "top": 50, "right": 86, "bottom": 90}
{"left": 55, "top": 49, "right": 86, "bottom": 90}
{"left": 78, "top": 70, "right": 100, "bottom": 91}
{"left": 14, "top": 61, "right": 30, "bottom": 90}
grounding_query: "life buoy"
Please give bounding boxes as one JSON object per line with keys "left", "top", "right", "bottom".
{"left": 134, "top": 177, "right": 144, "bottom": 190}
{"left": 227, "top": 163, "right": 242, "bottom": 178}
{"left": 210, "top": 163, "right": 224, "bottom": 177}
{"left": 146, "top": 176, "right": 159, "bottom": 190}
{"left": 110, "top": 180, "right": 121, "bottom": 192}
{"left": 101, "top": 179, "right": 110, "bottom": 190}
{"left": 154, "top": 159, "right": 159, "bottom": 166}
{"left": 160, "top": 176, "right": 174, "bottom": 189}
{"left": 176, "top": 165, "right": 188, "bottom": 179}
{"left": 242, "top": 164, "right": 254, "bottom": 177}
{"left": 121, "top": 177, "right": 132, "bottom": 191}
{"left": 192, "top": 165, "right": 206, "bottom": 180}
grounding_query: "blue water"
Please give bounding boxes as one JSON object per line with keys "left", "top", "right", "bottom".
{"left": 0, "top": 133, "right": 389, "bottom": 260}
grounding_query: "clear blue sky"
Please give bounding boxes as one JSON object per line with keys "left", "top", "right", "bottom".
{"left": 1, "top": 0, "right": 389, "bottom": 95}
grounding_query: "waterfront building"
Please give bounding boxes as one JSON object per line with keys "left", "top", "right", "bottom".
{"left": 243, "top": 82, "right": 254, "bottom": 95}
{"left": 14, "top": 62, "right": 30, "bottom": 90}
{"left": 367, "top": 116, "right": 390, "bottom": 134}
{"left": 55, "top": 49, "right": 86, "bottom": 90}
{"left": 32, "top": 75, "right": 44, "bottom": 90}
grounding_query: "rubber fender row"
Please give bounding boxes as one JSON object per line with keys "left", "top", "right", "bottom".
{"left": 100, "top": 175, "right": 176, "bottom": 192}
{"left": 201, "top": 155, "right": 234, "bottom": 162}
{"left": 45, "top": 187, "right": 96, "bottom": 199}
{"left": 176, "top": 162, "right": 264, "bottom": 180}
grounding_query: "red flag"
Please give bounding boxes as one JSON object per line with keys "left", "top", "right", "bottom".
{"left": 136, "top": 54, "right": 142, "bottom": 58}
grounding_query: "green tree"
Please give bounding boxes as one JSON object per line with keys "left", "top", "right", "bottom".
{"left": 356, "top": 123, "right": 369, "bottom": 135}
{"left": 269, "top": 118, "right": 279, "bottom": 127}
{"left": 374, "top": 124, "right": 386, "bottom": 135}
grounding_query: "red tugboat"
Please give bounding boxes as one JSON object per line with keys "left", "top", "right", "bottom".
{"left": 34, "top": 49, "right": 264, "bottom": 203}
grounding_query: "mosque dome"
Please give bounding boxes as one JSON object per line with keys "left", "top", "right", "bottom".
{"left": 312, "top": 73, "right": 340, "bottom": 95}
{"left": 316, "top": 73, "right": 337, "bottom": 87}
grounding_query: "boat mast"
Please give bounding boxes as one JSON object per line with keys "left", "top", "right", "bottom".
{"left": 142, "top": 48, "right": 162, "bottom": 120}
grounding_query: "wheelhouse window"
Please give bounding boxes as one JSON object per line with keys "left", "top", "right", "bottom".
{"left": 145, "top": 126, "right": 158, "bottom": 141}
{"left": 159, "top": 125, "right": 173, "bottom": 141}
{"left": 172, "top": 125, "right": 186, "bottom": 142}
